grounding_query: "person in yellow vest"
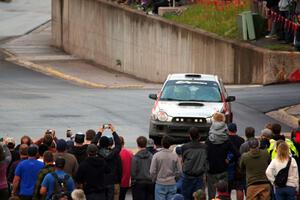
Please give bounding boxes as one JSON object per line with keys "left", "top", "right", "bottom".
{"left": 267, "top": 124, "right": 299, "bottom": 160}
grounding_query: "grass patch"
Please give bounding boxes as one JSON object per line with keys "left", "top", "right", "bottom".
{"left": 265, "top": 44, "right": 294, "bottom": 51}
{"left": 163, "top": 1, "right": 250, "bottom": 38}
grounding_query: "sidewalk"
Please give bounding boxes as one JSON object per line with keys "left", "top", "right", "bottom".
{"left": 267, "top": 104, "right": 300, "bottom": 129}
{"left": 0, "top": 22, "right": 162, "bottom": 89}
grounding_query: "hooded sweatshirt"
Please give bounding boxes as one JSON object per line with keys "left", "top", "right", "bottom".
{"left": 76, "top": 156, "right": 109, "bottom": 194}
{"left": 240, "top": 149, "right": 270, "bottom": 186}
{"left": 206, "top": 139, "right": 239, "bottom": 174}
{"left": 209, "top": 121, "right": 229, "bottom": 144}
{"left": 98, "top": 147, "right": 122, "bottom": 185}
{"left": 131, "top": 149, "right": 153, "bottom": 184}
{"left": 68, "top": 144, "right": 88, "bottom": 164}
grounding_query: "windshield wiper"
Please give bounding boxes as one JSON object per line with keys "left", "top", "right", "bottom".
{"left": 186, "top": 99, "right": 221, "bottom": 102}
{"left": 160, "top": 98, "right": 184, "bottom": 101}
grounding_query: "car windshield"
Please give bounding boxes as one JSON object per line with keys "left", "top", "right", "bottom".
{"left": 160, "top": 80, "right": 222, "bottom": 102}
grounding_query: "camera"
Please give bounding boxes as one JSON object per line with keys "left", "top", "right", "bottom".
{"left": 103, "top": 124, "right": 111, "bottom": 129}
{"left": 66, "top": 129, "right": 73, "bottom": 138}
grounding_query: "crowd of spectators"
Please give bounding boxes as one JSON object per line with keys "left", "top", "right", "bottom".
{"left": 0, "top": 114, "right": 300, "bottom": 200}
{"left": 261, "top": 0, "right": 300, "bottom": 49}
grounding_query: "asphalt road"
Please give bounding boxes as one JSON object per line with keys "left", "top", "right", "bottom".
{"left": 1, "top": 51, "right": 300, "bottom": 147}
{"left": 0, "top": 0, "right": 50, "bottom": 37}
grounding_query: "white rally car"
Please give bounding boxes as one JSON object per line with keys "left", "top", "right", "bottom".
{"left": 148, "top": 73, "right": 235, "bottom": 144}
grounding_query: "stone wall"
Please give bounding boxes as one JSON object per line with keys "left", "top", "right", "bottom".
{"left": 52, "top": 0, "right": 300, "bottom": 84}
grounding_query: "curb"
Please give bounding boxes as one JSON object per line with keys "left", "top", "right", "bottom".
{"left": 266, "top": 106, "right": 300, "bottom": 129}
{"left": 1, "top": 49, "right": 146, "bottom": 89}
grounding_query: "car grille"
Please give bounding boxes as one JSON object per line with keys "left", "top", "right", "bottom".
{"left": 172, "top": 117, "right": 207, "bottom": 124}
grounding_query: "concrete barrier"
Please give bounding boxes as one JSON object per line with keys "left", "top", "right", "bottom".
{"left": 52, "top": 0, "right": 300, "bottom": 84}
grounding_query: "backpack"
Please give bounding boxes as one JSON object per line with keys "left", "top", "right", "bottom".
{"left": 50, "top": 172, "right": 71, "bottom": 200}
{"left": 274, "top": 158, "right": 291, "bottom": 187}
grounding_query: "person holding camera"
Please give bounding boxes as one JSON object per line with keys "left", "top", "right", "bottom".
{"left": 92, "top": 124, "right": 122, "bottom": 200}
{"left": 67, "top": 133, "right": 88, "bottom": 164}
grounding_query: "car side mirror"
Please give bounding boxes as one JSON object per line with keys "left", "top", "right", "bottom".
{"left": 226, "top": 96, "right": 236, "bottom": 102}
{"left": 149, "top": 94, "right": 158, "bottom": 100}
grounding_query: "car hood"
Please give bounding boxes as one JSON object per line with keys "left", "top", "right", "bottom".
{"left": 157, "top": 101, "right": 223, "bottom": 118}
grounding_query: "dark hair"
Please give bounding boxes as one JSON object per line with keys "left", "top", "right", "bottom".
{"left": 161, "top": 136, "right": 172, "bottom": 149}
{"left": 136, "top": 136, "right": 147, "bottom": 148}
{"left": 55, "top": 157, "right": 66, "bottom": 169}
{"left": 86, "top": 129, "right": 96, "bottom": 141}
{"left": 272, "top": 123, "right": 282, "bottom": 135}
{"left": 245, "top": 127, "right": 255, "bottom": 139}
{"left": 43, "top": 151, "right": 54, "bottom": 163}
{"left": 19, "top": 144, "right": 28, "bottom": 156}
{"left": 75, "top": 134, "right": 85, "bottom": 144}
{"left": 20, "top": 135, "right": 32, "bottom": 146}
{"left": 0, "top": 145, "right": 4, "bottom": 161}
{"left": 38, "top": 144, "right": 48, "bottom": 157}
{"left": 119, "top": 136, "right": 125, "bottom": 146}
{"left": 43, "top": 134, "right": 53, "bottom": 147}
{"left": 215, "top": 180, "right": 228, "bottom": 193}
{"left": 28, "top": 146, "right": 38, "bottom": 157}
{"left": 189, "top": 127, "right": 200, "bottom": 141}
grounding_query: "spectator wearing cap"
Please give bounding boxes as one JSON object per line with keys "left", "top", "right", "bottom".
{"left": 131, "top": 136, "right": 154, "bottom": 200}
{"left": 33, "top": 151, "right": 55, "bottom": 200}
{"left": 40, "top": 157, "right": 75, "bottom": 200}
{"left": 85, "top": 129, "right": 96, "bottom": 145}
{"left": 12, "top": 146, "right": 44, "bottom": 199}
{"left": 68, "top": 132, "right": 88, "bottom": 164}
{"left": 227, "top": 123, "right": 245, "bottom": 200}
{"left": 0, "top": 142, "right": 12, "bottom": 200}
{"left": 53, "top": 139, "right": 78, "bottom": 177}
{"left": 240, "top": 138, "right": 271, "bottom": 200}
{"left": 146, "top": 139, "right": 157, "bottom": 155}
{"left": 260, "top": 129, "right": 273, "bottom": 150}
{"left": 150, "top": 135, "right": 182, "bottom": 200}
{"left": 239, "top": 127, "right": 256, "bottom": 155}
{"left": 5, "top": 137, "right": 19, "bottom": 170}
{"left": 206, "top": 113, "right": 239, "bottom": 199}
{"left": 75, "top": 144, "right": 109, "bottom": 199}
{"left": 119, "top": 136, "right": 133, "bottom": 200}
{"left": 7, "top": 144, "right": 28, "bottom": 187}
{"left": 268, "top": 124, "right": 298, "bottom": 160}
{"left": 4, "top": 137, "right": 19, "bottom": 195}
{"left": 91, "top": 124, "right": 122, "bottom": 200}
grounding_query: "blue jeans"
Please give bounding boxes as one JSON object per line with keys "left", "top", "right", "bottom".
{"left": 155, "top": 183, "right": 177, "bottom": 200}
{"left": 181, "top": 175, "right": 204, "bottom": 200}
{"left": 275, "top": 186, "right": 296, "bottom": 200}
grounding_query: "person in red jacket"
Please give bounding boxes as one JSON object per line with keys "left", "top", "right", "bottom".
{"left": 119, "top": 136, "right": 133, "bottom": 200}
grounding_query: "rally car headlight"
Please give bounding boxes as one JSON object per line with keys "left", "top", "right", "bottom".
{"left": 157, "top": 111, "right": 169, "bottom": 122}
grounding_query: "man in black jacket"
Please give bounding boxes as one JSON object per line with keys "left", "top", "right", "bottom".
{"left": 206, "top": 114, "right": 240, "bottom": 199}
{"left": 91, "top": 124, "right": 121, "bottom": 200}
{"left": 68, "top": 133, "right": 88, "bottom": 164}
{"left": 131, "top": 136, "right": 154, "bottom": 200}
{"left": 76, "top": 144, "right": 109, "bottom": 200}
{"left": 180, "top": 127, "right": 208, "bottom": 200}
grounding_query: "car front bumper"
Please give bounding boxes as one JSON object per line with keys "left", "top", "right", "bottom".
{"left": 149, "top": 119, "right": 211, "bottom": 140}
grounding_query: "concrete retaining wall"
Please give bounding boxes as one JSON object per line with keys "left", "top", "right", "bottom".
{"left": 52, "top": 0, "right": 300, "bottom": 84}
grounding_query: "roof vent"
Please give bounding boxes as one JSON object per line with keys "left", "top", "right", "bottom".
{"left": 185, "top": 74, "right": 201, "bottom": 78}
